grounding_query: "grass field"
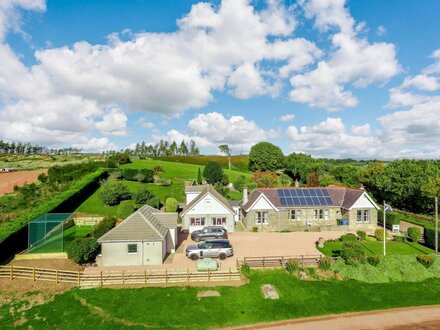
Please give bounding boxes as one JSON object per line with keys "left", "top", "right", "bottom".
{"left": 154, "top": 155, "right": 249, "bottom": 172}
{"left": 319, "top": 240, "right": 433, "bottom": 257}
{"left": 28, "top": 225, "right": 93, "bottom": 253}
{"left": 3, "top": 270, "right": 440, "bottom": 329}
{"left": 0, "top": 154, "right": 105, "bottom": 170}
{"left": 76, "top": 159, "right": 250, "bottom": 217}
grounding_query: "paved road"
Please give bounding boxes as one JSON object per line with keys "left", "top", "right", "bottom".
{"left": 231, "top": 305, "right": 440, "bottom": 330}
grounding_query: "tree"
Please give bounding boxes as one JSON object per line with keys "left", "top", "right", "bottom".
{"left": 248, "top": 142, "right": 285, "bottom": 171}
{"left": 99, "top": 181, "right": 131, "bottom": 206}
{"left": 285, "top": 153, "right": 320, "bottom": 183}
{"left": 219, "top": 144, "right": 232, "bottom": 170}
{"left": 251, "top": 170, "right": 278, "bottom": 188}
{"left": 165, "top": 197, "right": 179, "bottom": 212}
{"left": 179, "top": 141, "right": 188, "bottom": 155}
{"left": 279, "top": 174, "right": 292, "bottom": 187}
{"left": 214, "top": 182, "right": 229, "bottom": 197}
{"left": 421, "top": 176, "right": 440, "bottom": 198}
{"left": 203, "top": 161, "right": 224, "bottom": 184}
{"left": 234, "top": 175, "right": 247, "bottom": 192}
{"left": 197, "top": 167, "right": 203, "bottom": 185}
{"left": 307, "top": 172, "right": 320, "bottom": 187}
{"left": 66, "top": 238, "right": 99, "bottom": 264}
{"left": 133, "top": 189, "right": 155, "bottom": 204}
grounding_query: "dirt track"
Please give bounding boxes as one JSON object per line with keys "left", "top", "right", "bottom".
{"left": 0, "top": 169, "right": 47, "bottom": 196}
{"left": 232, "top": 305, "right": 440, "bottom": 330}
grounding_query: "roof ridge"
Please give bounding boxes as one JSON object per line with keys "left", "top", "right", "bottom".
{"left": 138, "top": 208, "right": 166, "bottom": 239}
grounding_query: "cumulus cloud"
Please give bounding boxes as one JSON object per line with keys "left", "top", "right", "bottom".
{"left": 95, "top": 108, "right": 128, "bottom": 136}
{"left": 376, "top": 25, "right": 386, "bottom": 36}
{"left": 280, "top": 114, "right": 295, "bottom": 122}
{"left": 289, "top": 0, "right": 400, "bottom": 111}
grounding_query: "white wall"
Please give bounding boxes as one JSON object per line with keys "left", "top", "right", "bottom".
{"left": 351, "top": 193, "right": 376, "bottom": 209}
{"left": 251, "top": 195, "right": 276, "bottom": 210}
{"left": 185, "top": 193, "right": 232, "bottom": 215}
{"left": 101, "top": 242, "right": 143, "bottom": 266}
{"left": 186, "top": 192, "right": 201, "bottom": 204}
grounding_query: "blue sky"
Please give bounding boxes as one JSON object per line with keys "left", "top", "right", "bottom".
{"left": 0, "top": 0, "right": 440, "bottom": 159}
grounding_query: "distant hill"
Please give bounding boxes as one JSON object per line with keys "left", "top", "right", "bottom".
{"left": 153, "top": 155, "right": 249, "bottom": 172}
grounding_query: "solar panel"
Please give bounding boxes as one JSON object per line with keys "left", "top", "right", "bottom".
{"left": 315, "top": 189, "right": 323, "bottom": 197}
{"left": 309, "top": 189, "right": 317, "bottom": 197}
{"left": 304, "top": 189, "right": 311, "bottom": 197}
{"left": 291, "top": 190, "right": 298, "bottom": 197}
{"left": 280, "top": 197, "right": 287, "bottom": 206}
{"left": 277, "top": 189, "right": 334, "bottom": 207}
{"left": 297, "top": 190, "right": 304, "bottom": 197}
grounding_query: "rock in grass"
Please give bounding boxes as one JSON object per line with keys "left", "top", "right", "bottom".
{"left": 197, "top": 290, "right": 221, "bottom": 298}
{"left": 261, "top": 284, "right": 279, "bottom": 299}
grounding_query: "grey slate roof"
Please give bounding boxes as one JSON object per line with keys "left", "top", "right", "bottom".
{"left": 181, "top": 184, "right": 235, "bottom": 215}
{"left": 98, "top": 205, "right": 177, "bottom": 243}
{"left": 242, "top": 186, "right": 374, "bottom": 211}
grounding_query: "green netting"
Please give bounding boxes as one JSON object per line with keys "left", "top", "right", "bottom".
{"left": 27, "top": 213, "right": 75, "bottom": 254}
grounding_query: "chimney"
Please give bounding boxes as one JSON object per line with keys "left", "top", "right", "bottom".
{"left": 243, "top": 188, "right": 248, "bottom": 205}
{"left": 294, "top": 179, "right": 299, "bottom": 188}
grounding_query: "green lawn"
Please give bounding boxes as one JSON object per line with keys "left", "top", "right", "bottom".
{"left": 28, "top": 225, "right": 93, "bottom": 253}
{"left": 319, "top": 240, "right": 433, "bottom": 257}
{"left": 76, "top": 159, "right": 250, "bottom": 217}
{"left": 3, "top": 270, "right": 440, "bottom": 329}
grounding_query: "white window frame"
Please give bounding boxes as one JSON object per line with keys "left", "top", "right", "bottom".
{"left": 356, "top": 210, "right": 362, "bottom": 223}
{"left": 256, "top": 211, "right": 268, "bottom": 225}
{"left": 324, "top": 209, "right": 330, "bottom": 221}
{"left": 363, "top": 210, "right": 370, "bottom": 223}
{"left": 313, "top": 209, "right": 318, "bottom": 220}
{"left": 212, "top": 217, "right": 226, "bottom": 226}
{"left": 190, "top": 217, "right": 205, "bottom": 226}
{"left": 127, "top": 244, "right": 138, "bottom": 254}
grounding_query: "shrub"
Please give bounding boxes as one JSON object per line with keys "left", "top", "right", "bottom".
{"left": 340, "top": 242, "right": 367, "bottom": 265}
{"left": 92, "top": 216, "right": 117, "bottom": 239}
{"left": 367, "top": 255, "right": 380, "bottom": 266}
{"left": 424, "top": 227, "right": 440, "bottom": 250}
{"left": 408, "top": 227, "right": 422, "bottom": 242}
{"left": 165, "top": 197, "right": 178, "bottom": 212}
{"left": 251, "top": 170, "right": 279, "bottom": 188}
{"left": 252, "top": 226, "right": 259, "bottom": 232}
{"left": 117, "top": 200, "right": 135, "bottom": 219}
{"left": 375, "top": 228, "right": 388, "bottom": 241}
{"left": 285, "top": 258, "right": 300, "bottom": 274}
{"left": 318, "top": 256, "right": 332, "bottom": 270}
{"left": 121, "top": 168, "right": 138, "bottom": 181}
{"left": 99, "top": 181, "right": 131, "bottom": 206}
{"left": 306, "top": 267, "right": 317, "bottom": 277}
{"left": 133, "top": 189, "right": 155, "bottom": 205}
{"left": 340, "top": 234, "right": 357, "bottom": 242}
{"left": 66, "top": 238, "right": 99, "bottom": 264}
{"left": 378, "top": 210, "right": 402, "bottom": 230}
{"left": 240, "top": 262, "right": 251, "bottom": 276}
{"left": 417, "top": 255, "right": 434, "bottom": 268}
{"left": 356, "top": 230, "right": 367, "bottom": 241}
{"left": 203, "top": 161, "right": 224, "bottom": 184}
{"left": 146, "top": 197, "right": 160, "bottom": 209}
{"left": 394, "top": 235, "right": 405, "bottom": 242}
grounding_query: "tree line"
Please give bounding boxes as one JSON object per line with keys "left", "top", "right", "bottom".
{"left": 0, "top": 140, "right": 82, "bottom": 155}
{"left": 119, "top": 140, "right": 200, "bottom": 157}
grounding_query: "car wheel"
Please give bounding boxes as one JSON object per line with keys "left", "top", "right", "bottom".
{"left": 219, "top": 253, "right": 227, "bottom": 260}
{"left": 190, "top": 254, "right": 199, "bottom": 261}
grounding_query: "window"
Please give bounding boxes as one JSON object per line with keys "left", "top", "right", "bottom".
{"left": 357, "top": 210, "right": 362, "bottom": 223}
{"left": 318, "top": 209, "right": 324, "bottom": 220}
{"left": 190, "top": 217, "right": 205, "bottom": 226}
{"left": 313, "top": 210, "right": 318, "bottom": 220}
{"left": 363, "top": 210, "right": 370, "bottom": 223}
{"left": 290, "top": 209, "right": 301, "bottom": 221}
{"left": 212, "top": 217, "right": 226, "bottom": 226}
{"left": 256, "top": 211, "right": 268, "bottom": 224}
{"left": 127, "top": 244, "right": 137, "bottom": 254}
{"left": 324, "top": 209, "right": 330, "bottom": 221}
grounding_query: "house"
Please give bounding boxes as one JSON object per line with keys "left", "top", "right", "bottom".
{"left": 180, "top": 185, "right": 235, "bottom": 233}
{"left": 241, "top": 186, "right": 379, "bottom": 232}
{"left": 97, "top": 205, "right": 178, "bottom": 266}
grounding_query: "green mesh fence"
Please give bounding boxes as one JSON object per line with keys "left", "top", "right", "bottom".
{"left": 27, "top": 213, "right": 75, "bottom": 254}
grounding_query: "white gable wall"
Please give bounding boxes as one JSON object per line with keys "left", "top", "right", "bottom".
{"left": 186, "top": 192, "right": 201, "bottom": 204}
{"left": 251, "top": 195, "right": 276, "bottom": 210}
{"left": 350, "top": 193, "right": 377, "bottom": 209}
{"left": 186, "top": 193, "right": 233, "bottom": 215}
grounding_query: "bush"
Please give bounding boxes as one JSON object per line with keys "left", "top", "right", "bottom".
{"left": 121, "top": 168, "right": 138, "bottom": 181}
{"left": 285, "top": 258, "right": 300, "bottom": 274}
{"left": 356, "top": 230, "right": 367, "bottom": 241}
{"left": 340, "top": 234, "right": 357, "bottom": 242}
{"left": 117, "top": 200, "right": 135, "bottom": 219}
{"left": 408, "top": 227, "right": 422, "bottom": 242}
{"left": 340, "top": 242, "right": 367, "bottom": 265}
{"left": 394, "top": 235, "right": 405, "bottom": 242}
{"left": 133, "top": 189, "right": 155, "bottom": 204}
{"left": 252, "top": 226, "right": 259, "bottom": 232}
{"left": 318, "top": 256, "right": 332, "bottom": 270}
{"left": 417, "top": 255, "right": 434, "bottom": 268}
{"left": 92, "top": 217, "right": 117, "bottom": 239}
{"left": 240, "top": 262, "right": 251, "bottom": 276}
{"left": 248, "top": 142, "right": 285, "bottom": 171}
{"left": 165, "top": 197, "right": 178, "bottom": 212}
{"left": 367, "top": 256, "right": 380, "bottom": 266}
{"left": 99, "top": 181, "right": 131, "bottom": 206}
{"left": 66, "top": 237, "right": 99, "bottom": 264}
{"left": 378, "top": 210, "right": 402, "bottom": 230}
{"left": 375, "top": 228, "right": 388, "bottom": 241}
{"left": 424, "top": 227, "right": 440, "bottom": 250}
{"left": 146, "top": 197, "right": 160, "bottom": 209}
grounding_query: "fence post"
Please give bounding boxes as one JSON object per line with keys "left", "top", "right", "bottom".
{"left": 56, "top": 269, "right": 59, "bottom": 284}
{"left": 78, "top": 271, "right": 80, "bottom": 286}
{"left": 144, "top": 269, "right": 147, "bottom": 284}
{"left": 10, "top": 265, "right": 13, "bottom": 281}
{"left": 263, "top": 256, "right": 265, "bottom": 269}
{"left": 281, "top": 256, "right": 284, "bottom": 266}
{"left": 122, "top": 270, "right": 125, "bottom": 285}
{"left": 229, "top": 267, "right": 231, "bottom": 280}
{"left": 100, "top": 271, "right": 103, "bottom": 287}
{"left": 33, "top": 267, "right": 35, "bottom": 282}
{"left": 187, "top": 268, "right": 190, "bottom": 283}
{"left": 165, "top": 269, "right": 168, "bottom": 284}
{"left": 208, "top": 269, "right": 211, "bottom": 282}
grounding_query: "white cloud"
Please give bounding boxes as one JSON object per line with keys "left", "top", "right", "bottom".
{"left": 73, "top": 137, "right": 117, "bottom": 152}
{"left": 280, "top": 114, "right": 295, "bottom": 122}
{"left": 376, "top": 25, "right": 386, "bottom": 36}
{"left": 137, "top": 118, "right": 155, "bottom": 129}
{"left": 400, "top": 74, "right": 439, "bottom": 91}
{"left": 289, "top": 0, "right": 400, "bottom": 111}
{"left": 95, "top": 108, "right": 128, "bottom": 136}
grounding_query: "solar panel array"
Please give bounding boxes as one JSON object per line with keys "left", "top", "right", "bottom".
{"left": 277, "top": 189, "right": 334, "bottom": 207}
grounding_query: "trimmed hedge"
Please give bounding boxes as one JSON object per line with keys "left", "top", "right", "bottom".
{"left": 424, "top": 227, "right": 440, "bottom": 250}
{"left": 356, "top": 230, "right": 367, "bottom": 241}
{"left": 117, "top": 200, "right": 135, "bottom": 219}
{"left": 378, "top": 210, "right": 402, "bottom": 230}
{"left": 408, "top": 227, "right": 422, "bottom": 242}
{"left": 92, "top": 217, "right": 117, "bottom": 239}
{"left": 340, "top": 242, "right": 367, "bottom": 265}
{"left": 375, "top": 228, "right": 388, "bottom": 241}
{"left": 121, "top": 168, "right": 153, "bottom": 183}
{"left": 0, "top": 168, "right": 108, "bottom": 244}
{"left": 340, "top": 234, "right": 357, "bottom": 242}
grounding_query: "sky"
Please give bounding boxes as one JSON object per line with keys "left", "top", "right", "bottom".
{"left": 0, "top": 0, "right": 440, "bottom": 159}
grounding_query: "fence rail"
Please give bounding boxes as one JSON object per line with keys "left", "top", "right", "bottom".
{"left": 237, "top": 254, "right": 328, "bottom": 269}
{"left": 0, "top": 266, "right": 241, "bottom": 287}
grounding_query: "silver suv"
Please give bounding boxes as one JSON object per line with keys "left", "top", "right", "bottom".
{"left": 186, "top": 239, "right": 233, "bottom": 260}
{"left": 190, "top": 226, "right": 228, "bottom": 242}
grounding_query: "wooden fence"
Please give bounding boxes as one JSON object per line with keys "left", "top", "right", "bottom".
{"left": 0, "top": 266, "right": 241, "bottom": 287}
{"left": 237, "top": 255, "right": 328, "bottom": 269}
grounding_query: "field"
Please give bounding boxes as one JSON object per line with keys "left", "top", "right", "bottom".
{"left": 154, "top": 155, "right": 249, "bottom": 172}
{"left": 76, "top": 159, "right": 250, "bottom": 217}
{"left": 319, "top": 240, "right": 433, "bottom": 257}
{"left": 0, "top": 154, "right": 105, "bottom": 171}
{"left": 0, "top": 169, "right": 47, "bottom": 196}
{"left": 3, "top": 270, "right": 440, "bottom": 329}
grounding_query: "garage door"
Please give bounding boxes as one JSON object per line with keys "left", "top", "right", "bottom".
{"left": 142, "top": 241, "right": 163, "bottom": 265}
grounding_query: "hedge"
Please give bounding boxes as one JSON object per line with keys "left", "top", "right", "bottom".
{"left": 0, "top": 168, "right": 108, "bottom": 244}
{"left": 424, "top": 226, "right": 440, "bottom": 250}
{"left": 378, "top": 210, "right": 402, "bottom": 230}
{"left": 121, "top": 168, "right": 153, "bottom": 182}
